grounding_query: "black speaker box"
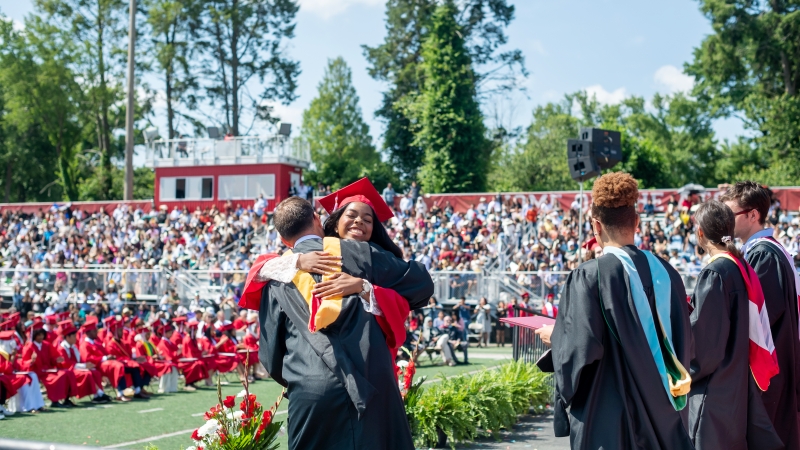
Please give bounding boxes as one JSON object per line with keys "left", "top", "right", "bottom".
{"left": 567, "top": 139, "right": 600, "bottom": 182}
{"left": 580, "top": 127, "right": 621, "bottom": 169}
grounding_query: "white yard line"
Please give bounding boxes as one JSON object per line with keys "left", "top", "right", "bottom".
{"left": 138, "top": 408, "right": 164, "bottom": 414}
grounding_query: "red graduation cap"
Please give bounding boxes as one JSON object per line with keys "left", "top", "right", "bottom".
{"left": 318, "top": 178, "right": 394, "bottom": 222}
{"left": 57, "top": 311, "right": 71, "bottom": 321}
{"left": 44, "top": 315, "right": 58, "bottom": 325}
{"left": 172, "top": 316, "right": 188, "bottom": 324}
{"left": 7, "top": 312, "right": 20, "bottom": 326}
{"left": 0, "top": 330, "right": 15, "bottom": 340}
{"left": 81, "top": 320, "right": 98, "bottom": 332}
{"left": 582, "top": 236, "right": 598, "bottom": 250}
{"left": 0, "top": 321, "right": 13, "bottom": 331}
{"left": 233, "top": 319, "right": 247, "bottom": 330}
{"left": 58, "top": 320, "right": 77, "bottom": 336}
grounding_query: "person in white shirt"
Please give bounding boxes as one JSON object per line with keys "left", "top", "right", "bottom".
{"left": 399, "top": 194, "right": 413, "bottom": 214}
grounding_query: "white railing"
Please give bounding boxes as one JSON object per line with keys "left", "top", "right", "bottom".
{"left": 145, "top": 135, "right": 310, "bottom": 167}
{"left": 1, "top": 268, "right": 169, "bottom": 301}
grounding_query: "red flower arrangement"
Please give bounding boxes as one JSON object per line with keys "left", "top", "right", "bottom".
{"left": 189, "top": 376, "right": 284, "bottom": 450}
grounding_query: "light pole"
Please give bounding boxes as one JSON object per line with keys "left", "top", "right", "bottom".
{"left": 124, "top": 0, "right": 136, "bottom": 200}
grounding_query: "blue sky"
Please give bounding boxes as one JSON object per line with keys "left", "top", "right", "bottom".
{"left": 3, "top": 0, "right": 744, "bottom": 147}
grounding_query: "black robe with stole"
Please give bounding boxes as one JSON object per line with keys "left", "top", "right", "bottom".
{"left": 747, "top": 241, "right": 800, "bottom": 450}
{"left": 551, "top": 245, "right": 694, "bottom": 450}
{"left": 688, "top": 256, "right": 782, "bottom": 450}
{"left": 258, "top": 237, "right": 433, "bottom": 450}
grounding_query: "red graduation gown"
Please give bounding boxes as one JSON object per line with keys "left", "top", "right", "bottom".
{"left": 200, "top": 336, "right": 238, "bottom": 373}
{"left": 105, "top": 338, "right": 156, "bottom": 378}
{"left": 20, "top": 341, "right": 77, "bottom": 402}
{"left": 56, "top": 343, "right": 103, "bottom": 399}
{"left": 133, "top": 340, "right": 175, "bottom": 377}
{"left": 157, "top": 337, "right": 207, "bottom": 385}
{"left": 181, "top": 335, "right": 217, "bottom": 374}
{"left": 240, "top": 332, "right": 259, "bottom": 367}
{"left": 79, "top": 337, "right": 126, "bottom": 388}
{"left": 0, "top": 352, "right": 29, "bottom": 399}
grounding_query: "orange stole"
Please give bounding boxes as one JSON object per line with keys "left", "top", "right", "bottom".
{"left": 285, "top": 237, "right": 343, "bottom": 333}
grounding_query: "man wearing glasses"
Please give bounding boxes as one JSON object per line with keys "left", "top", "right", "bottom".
{"left": 721, "top": 181, "right": 800, "bottom": 450}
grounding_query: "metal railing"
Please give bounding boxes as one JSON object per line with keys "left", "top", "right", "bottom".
{"left": 0, "top": 268, "right": 168, "bottom": 301}
{"left": 145, "top": 135, "right": 310, "bottom": 166}
{"left": 510, "top": 306, "right": 554, "bottom": 390}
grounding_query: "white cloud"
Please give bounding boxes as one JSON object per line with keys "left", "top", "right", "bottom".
{"left": 654, "top": 65, "right": 694, "bottom": 93}
{"left": 584, "top": 84, "right": 627, "bottom": 105}
{"left": 530, "top": 39, "right": 548, "bottom": 56}
{"left": 298, "top": 0, "right": 384, "bottom": 19}
{"left": 260, "top": 101, "right": 305, "bottom": 132}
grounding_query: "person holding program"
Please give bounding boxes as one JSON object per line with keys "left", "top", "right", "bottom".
{"left": 550, "top": 172, "right": 694, "bottom": 449}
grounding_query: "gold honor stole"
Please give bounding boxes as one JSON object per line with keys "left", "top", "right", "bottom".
{"left": 284, "top": 237, "right": 343, "bottom": 333}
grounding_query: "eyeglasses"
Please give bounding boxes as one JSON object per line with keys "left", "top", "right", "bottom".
{"left": 734, "top": 208, "right": 754, "bottom": 217}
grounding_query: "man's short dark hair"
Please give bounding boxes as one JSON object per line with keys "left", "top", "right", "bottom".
{"left": 273, "top": 197, "right": 315, "bottom": 240}
{"left": 719, "top": 181, "right": 770, "bottom": 225}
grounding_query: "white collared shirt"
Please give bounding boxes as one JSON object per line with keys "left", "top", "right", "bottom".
{"left": 293, "top": 234, "right": 322, "bottom": 248}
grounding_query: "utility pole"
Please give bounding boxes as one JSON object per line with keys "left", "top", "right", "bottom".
{"left": 124, "top": 0, "right": 136, "bottom": 200}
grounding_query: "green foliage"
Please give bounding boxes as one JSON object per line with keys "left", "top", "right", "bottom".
{"left": 403, "top": 1, "right": 491, "bottom": 193}
{"left": 489, "top": 90, "right": 723, "bottom": 191}
{"left": 687, "top": 0, "right": 800, "bottom": 183}
{"left": 300, "top": 57, "right": 386, "bottom": 190}
{"left": 406, "top": 361, "right": 551, "bottom": 449}
{"left": 364, "top": 0, "right": 522, "bottom": 182}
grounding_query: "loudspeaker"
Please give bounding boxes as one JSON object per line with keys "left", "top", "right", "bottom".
{"left": 567, "top": 139, "right": 600, "bottom": 182}
{"left": 580, "top": 127, "right": 621, "bottom": 169}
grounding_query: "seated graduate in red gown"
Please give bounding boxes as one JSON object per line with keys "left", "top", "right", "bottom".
{"left": 199, "top": 321, "right": 239, "bottom": 377}
{"left": 132, "top": 321, "right": 178, "bottom": 393}
{"left": 78, "top": 317, "right": 141, "bottom": 402}
{"left": 0, "top": 329, "right": 39, "bottom": 414}
{"left": 104, "top": 317, "right": 154, "bottom": 398}
{"left": 170, "top": 316, "right": 188, "bottom": 345}
{"left": 182, "top": 319, "right": 215, "bottom": 386}
{"left": 156, "top": 323, "right": 205, "bottom": 391}
{"left": 55, "top": 320, "right": 111, "bottom": 404}
{"left": 213, "top": 320, "right": 247, "bottom": 380}
{"left": 20, "top": 320, "right": 78, "bottom": 408}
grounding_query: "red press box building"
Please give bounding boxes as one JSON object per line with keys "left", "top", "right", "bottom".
{"left": 146, "top": 134, "right": 310, "bottom": 212}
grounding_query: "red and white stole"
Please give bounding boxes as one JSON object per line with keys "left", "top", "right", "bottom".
{"left": 709, "top": 252, "right": 779, "bottom": 390}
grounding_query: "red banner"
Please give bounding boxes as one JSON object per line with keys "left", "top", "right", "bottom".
{"left": 417, "top": 187, "right": 800, "bottom": 214}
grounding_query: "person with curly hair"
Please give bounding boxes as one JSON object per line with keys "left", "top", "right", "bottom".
{"left": 550, "top": 172, "right": 694, "bottom": 449}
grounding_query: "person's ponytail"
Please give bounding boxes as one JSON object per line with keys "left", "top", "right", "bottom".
{"left": 694, "top": 201, "right": 744, "bottom": 261}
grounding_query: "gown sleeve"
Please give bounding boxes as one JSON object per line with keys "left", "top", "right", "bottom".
{"left": 258, "top": 284, "right": 288, "bottom": 387}
{"left": 372, "top": 286, "right": 410, "bottom": 358}
{"left": 368, "top": 244, "right": 433, "bottom": 310}
{"left": 552, "top": 266, "right": 605, "bottom": 408}
{"left": 689, "top": 269, "right": 730, "bottom": 380}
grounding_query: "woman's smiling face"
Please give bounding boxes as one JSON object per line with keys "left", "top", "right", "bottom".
{"left": 337, "top": 202, "right": 374, "bottom": 241}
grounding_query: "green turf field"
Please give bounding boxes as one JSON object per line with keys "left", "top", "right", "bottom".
{"left": 1, "top": 358, "right": 504, "bottom": 449}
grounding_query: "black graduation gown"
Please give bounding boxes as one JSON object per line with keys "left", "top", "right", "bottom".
{"left": 747, "top": 241, "right": 800, "bottom": 450}
{"left": 258, "top": 238, "right": 433, "bottom": 450}
{"left": 688, "top": 257, "right": 783, "bottom": 450}
{"left": 551, "top": 245, "right": 694, "bottom": 450}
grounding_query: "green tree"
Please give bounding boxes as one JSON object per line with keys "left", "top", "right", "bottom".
{"left": 300, "top": 57, "right": 383, "bottom": 190}
{"left": 404, "top": 1, "right": 491, "bottom": 193}
{"left": 364, "top": 0, "right": 523, "bottom": 182}
{"left": 34, "top": 0, "right": 129, "bottom": 199}
{"left": 143, "top": 0, "right": 202, "bottom": 139}
{"left": 0, "top": 18, "right": 83, "bottom": 200}
{"left": 199, "top": 0, "right": 300, "bottom": 136}
{"left": 687, "top": 0, "right": 800, "bottom": 182}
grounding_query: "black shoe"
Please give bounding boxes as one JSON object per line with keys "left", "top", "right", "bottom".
{"left": 91, "top": 396, "right": 107, "bottom": 404}
{"left": 50, "top": 401, "right": 66, "bottom": 408}
{"left": 100, "top": 393, "right": 112, "bottom": 402}
{"left": 133, "top": 393, "right": 149, "bottom": 400}
{"left": 63, "top": 399, "right": 76, "bottom": 407}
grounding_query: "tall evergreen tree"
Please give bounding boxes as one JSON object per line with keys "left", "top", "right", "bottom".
{"left": 300, "top": 57, "right": 384, "bottom": 190}
{"left": 404, "top": 1, "right": 490, "bottom": 193}
{"left": 364, "top": 0, "right": 523, "bottom": 182}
